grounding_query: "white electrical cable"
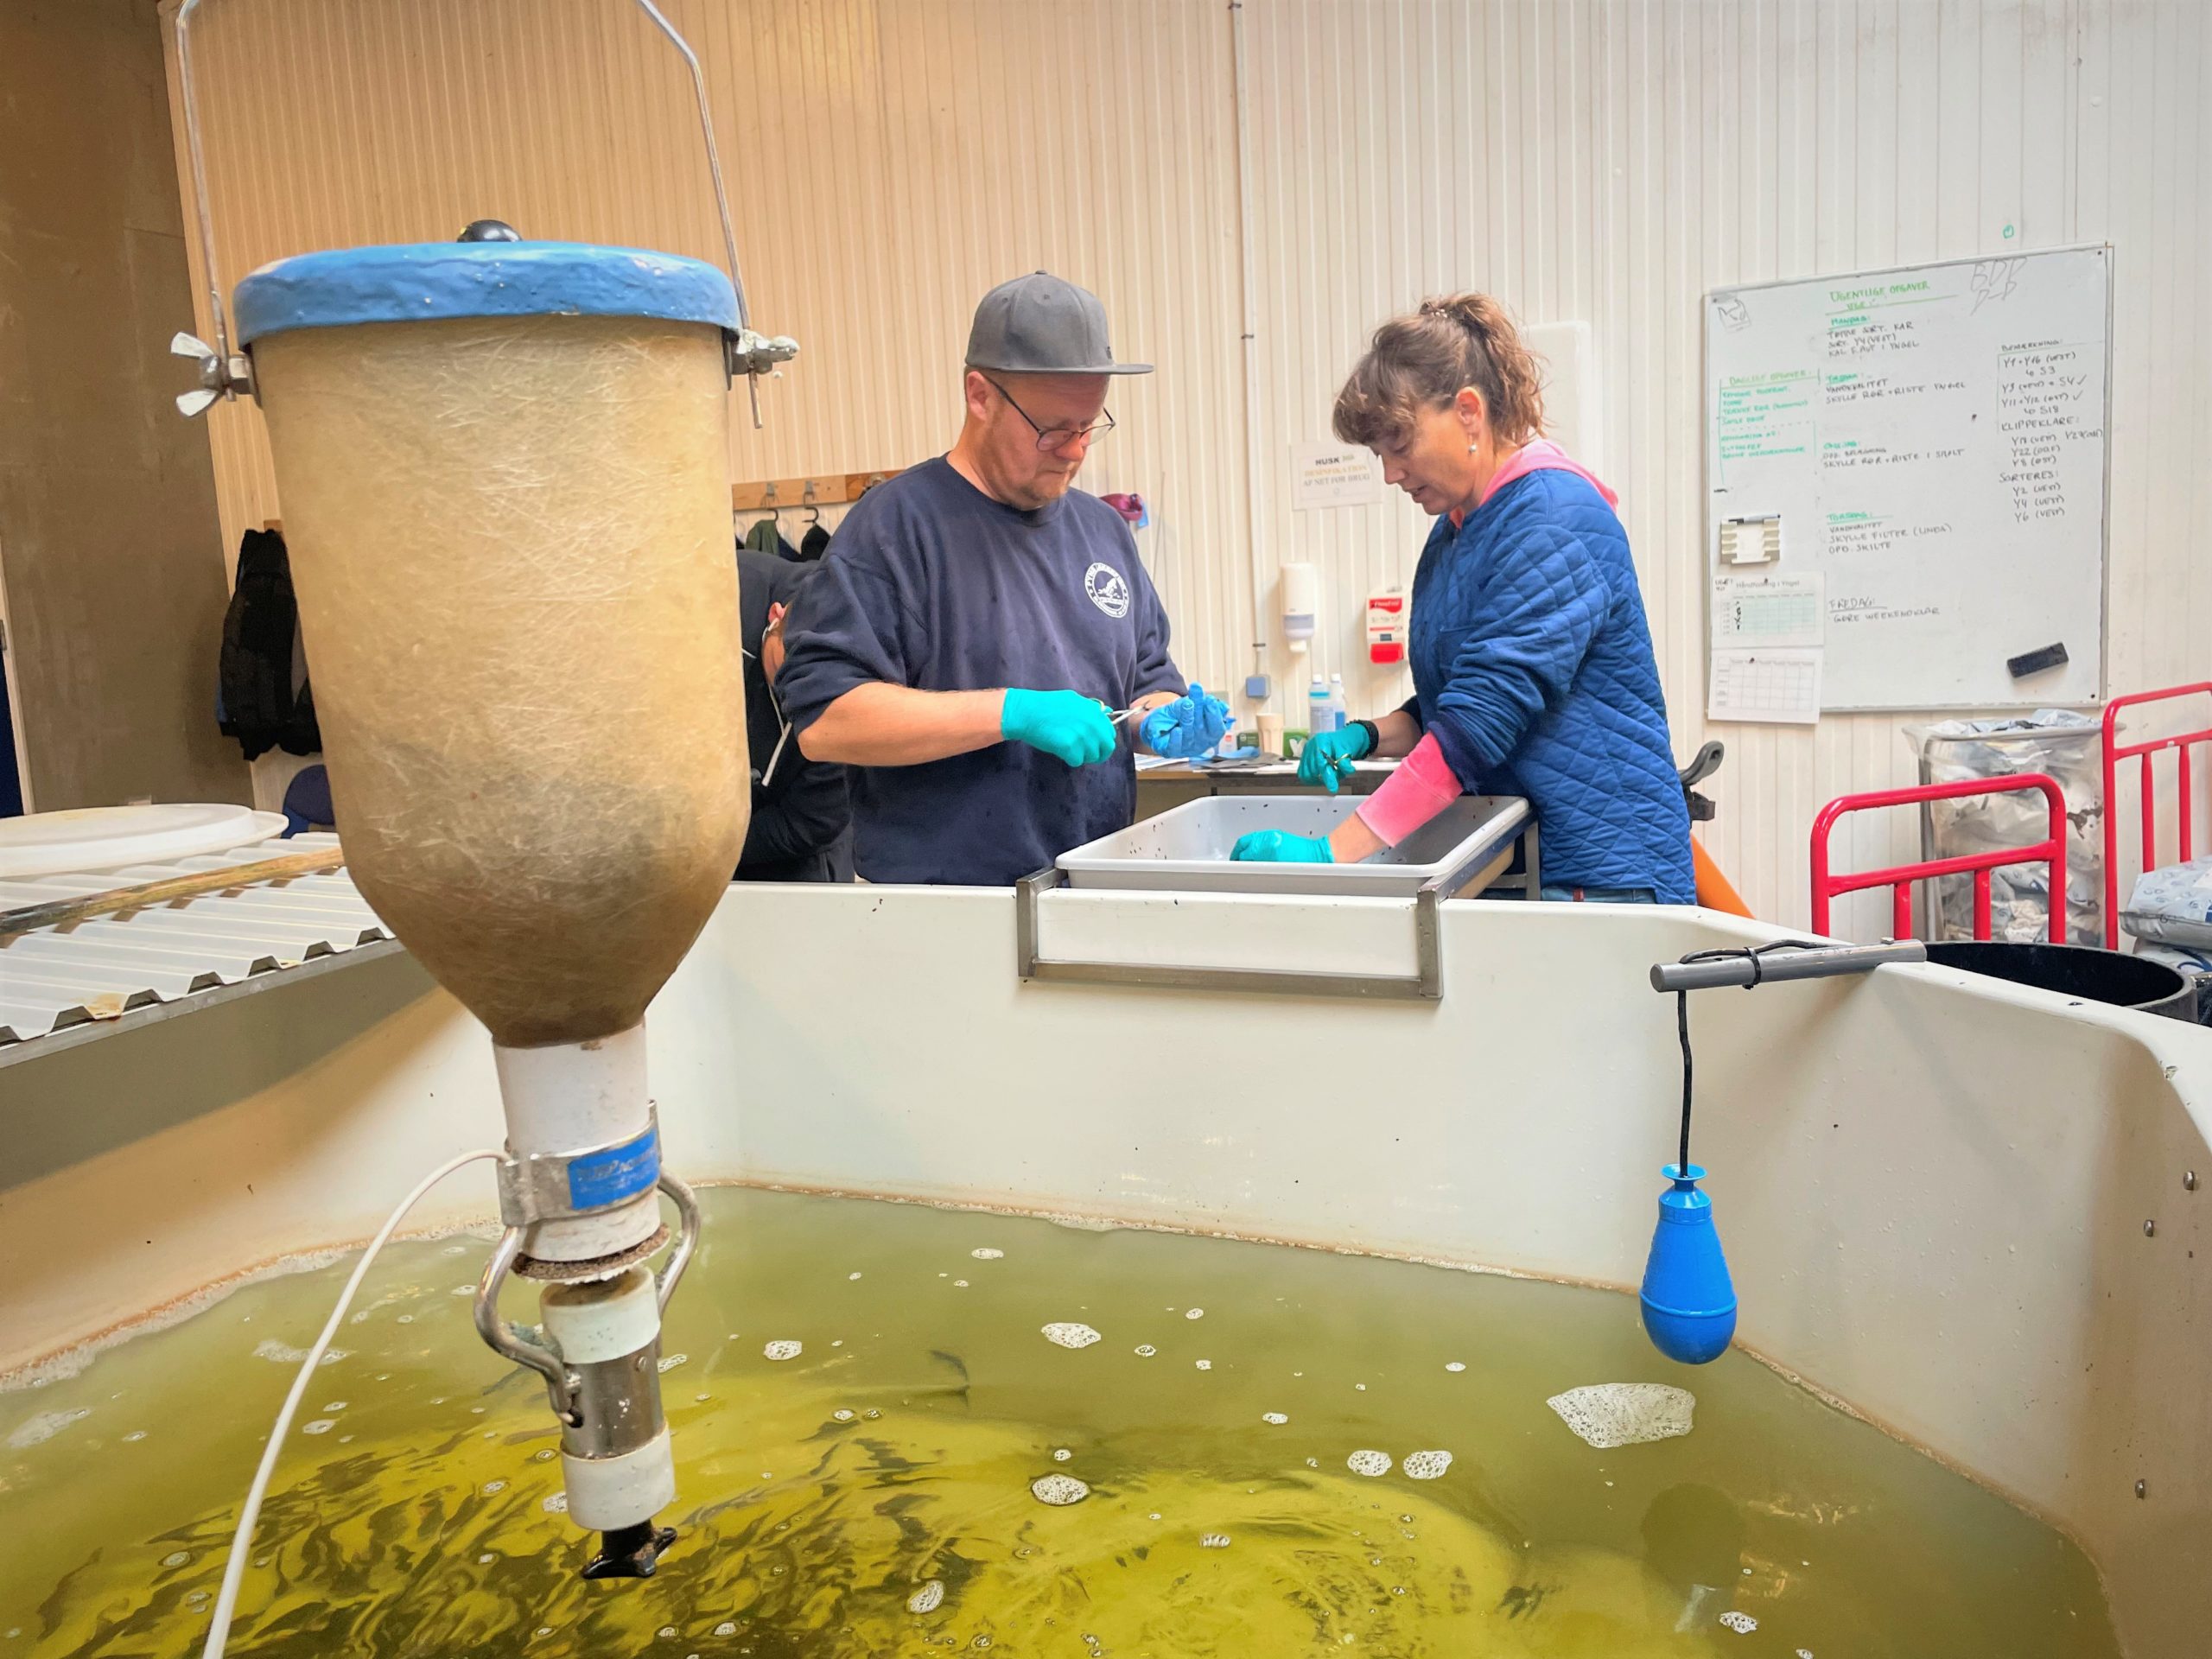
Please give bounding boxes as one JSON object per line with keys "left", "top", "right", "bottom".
{"left": 200, "top": 1147, "right": 502, "bottom": 1659}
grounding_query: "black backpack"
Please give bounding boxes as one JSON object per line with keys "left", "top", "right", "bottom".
{"left": 218, "top": 528, "right": 321, "bottom": 760}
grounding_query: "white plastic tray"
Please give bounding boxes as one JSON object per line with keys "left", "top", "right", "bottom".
{"left": 1057, "top": 794, "right": 1531, "bottom": 898}
{"left": 0, "top": 804, "right": 289, "bottom": 879}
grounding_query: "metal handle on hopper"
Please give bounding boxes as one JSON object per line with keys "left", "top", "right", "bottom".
{"left": 473, "top": 1227, "right": 583, "bottom": 1426}
{"left": 473, "top": 1166, "right": 694, "bottom": 1422}
{"left": 1649, "top": 939, "right": 1927, "bottom": 994}
{"left": 652, "top": 1171, "right": 701, "bottom": 1313}
{"left": 168, "top": 0, "right": 791, "bottom": 417}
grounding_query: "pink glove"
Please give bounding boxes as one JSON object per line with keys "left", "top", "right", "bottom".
{"left": 1354, "top": 732, "right": 1463, "bottom": 845}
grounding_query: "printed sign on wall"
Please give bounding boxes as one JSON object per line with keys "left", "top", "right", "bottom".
{"left": 1290, "top": 442, "right": 1382, "bottom": 510}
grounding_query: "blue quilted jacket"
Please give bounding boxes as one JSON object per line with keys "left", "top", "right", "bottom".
{"left": 1401, "top": 467, "right": 1694, "bottom": 903}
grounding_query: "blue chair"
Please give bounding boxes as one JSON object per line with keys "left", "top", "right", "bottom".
{"left": 281, "top": 764, "right": 334, "bottom": 836}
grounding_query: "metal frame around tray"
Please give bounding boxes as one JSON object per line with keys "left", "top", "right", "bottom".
{"left": 1014, "top": 823, "right": 1537, "bottom": 1001}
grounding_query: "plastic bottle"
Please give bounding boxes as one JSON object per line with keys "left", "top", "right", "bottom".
{"left": 1308, "top": 676, "right": 1331, "bottom": 741}
{"left": 1327, "top": 671, "right": 1349, "bottom": 730}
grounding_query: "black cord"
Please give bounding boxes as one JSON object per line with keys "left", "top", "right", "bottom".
{"left": 1666, "top": 940, "right": 1824, "bottom": 1176}
{"left": 1675, "top": 987, "right": 1693, "bottom": 1175}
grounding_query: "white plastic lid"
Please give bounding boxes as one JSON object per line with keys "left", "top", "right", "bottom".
{"left": 0, "top": 804, "right": 290, "bottom": 879}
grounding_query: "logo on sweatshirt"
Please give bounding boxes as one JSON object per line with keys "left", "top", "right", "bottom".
{"left": 1084, "top": 562, "right": 1131, "bottom": 619}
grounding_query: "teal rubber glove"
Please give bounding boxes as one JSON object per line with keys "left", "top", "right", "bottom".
{"left": 1141, "top": 683, "right": 1232, "bottom": 760}
{"left": 1001, "top": 688, "right": 1117, "bottom": 767}
{"left": 1232, "top": 829, "right": 1335, "bottom": 862}
{"left": 1297, "top": 722, "right": 1374, "bottom": 793}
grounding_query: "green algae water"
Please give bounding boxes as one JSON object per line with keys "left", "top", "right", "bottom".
{"left": 1, "top": 1189, "right": 2116, "bottom": 1658}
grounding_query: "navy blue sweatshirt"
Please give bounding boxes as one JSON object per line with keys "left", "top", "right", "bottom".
{"left": 776, "top": 458, "right": 1184, "bottom": 886}
{"left": 733, "top": 550, "right": 850, "bottom": 881}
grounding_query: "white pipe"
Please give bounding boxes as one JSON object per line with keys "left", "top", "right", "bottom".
{"left": 539, "top": 1265, "right": 664, "bottom": 1363}
{"left": 493, "top": 1023, "right": 660, "bottom": 1262}
{"left": 541, "top": 1268, "right": 677, "bottom": 1529}
{"left": 1229, "top": 0, "right": 1272, "bottom": 702}
{"left": 563, "top": 1432, "right": 677, "bottom": 1532}
{"left": 494, "top": 1025, "right": 650, "bottom": 1154}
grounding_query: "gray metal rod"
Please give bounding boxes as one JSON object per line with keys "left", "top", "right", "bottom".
{"left": 172, "top": 0, "right": 230, "bottom": 373}
{"left": 1649, "top": 939, "right": 1927, "bottom": 994}
{"left": 168, "top": 0, "right": 757, "bottom": 373}
{"left": 629, "top": 0, "right": 749, "bottom": 328}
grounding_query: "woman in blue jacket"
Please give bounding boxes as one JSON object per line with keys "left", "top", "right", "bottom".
{"left": 1235, "top": 293, "right": 1693, "bottom": 903}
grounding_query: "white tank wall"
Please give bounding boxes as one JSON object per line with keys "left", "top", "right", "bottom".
{"left": 2, "top": 885, "right": 2208, "bottom": 1653}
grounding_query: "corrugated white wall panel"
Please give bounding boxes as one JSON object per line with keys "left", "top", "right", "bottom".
{"left": 160, "top": 0, "right": 2209, "bottom": 926}
{"left": 1237, "top": 0, "right": 2209, "bottom": 931}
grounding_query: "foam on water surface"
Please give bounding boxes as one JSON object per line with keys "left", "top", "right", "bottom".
{"left": 253, "top": 1339, "right": 346, "bottom": 1367}
{"left": 1548, "top": 1383, "right": 1697, "bottom": 1449}
{"left": 6, "top": 1408, "right": 90, "bottom": 1449}
{"left": 1041, "top": 1323, "right": 1102, "bottom": 1350}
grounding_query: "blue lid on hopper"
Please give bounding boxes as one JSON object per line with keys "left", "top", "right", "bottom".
{"left": 232, "top": 240, "right": 740, "bottom": 346}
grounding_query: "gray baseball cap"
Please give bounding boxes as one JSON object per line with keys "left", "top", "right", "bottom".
{"left": 965, "top": 271, "right": 1152, "bottom": 375}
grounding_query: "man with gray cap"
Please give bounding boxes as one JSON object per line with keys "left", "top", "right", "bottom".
{"left": 778, "top": 272, "right": 1227, "bottom": 886}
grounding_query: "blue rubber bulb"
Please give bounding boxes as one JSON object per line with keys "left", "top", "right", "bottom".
{"left": 1639, "top": 1164, "right": 1738, "bottom": 1365}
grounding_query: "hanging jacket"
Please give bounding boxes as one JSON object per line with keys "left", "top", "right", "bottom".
{"left": 1402, "top": 449, "right": 1693, "bottom": 902}
{"left": 218, "top": 528, "right": 321, "bottom": 760}
{"left": 744, "top": 516, "right": 801, "bottom": 562}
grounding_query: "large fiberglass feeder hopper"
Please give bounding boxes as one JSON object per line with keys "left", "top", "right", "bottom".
{"left": 229, "top": 232, "right": 748, "bottom": 1580}
{"left": 166, "top": 0, "right": 797, "bottom": 1585}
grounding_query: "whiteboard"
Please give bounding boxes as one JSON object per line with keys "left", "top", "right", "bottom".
{"left": 1705, "top": 247, "right": 2110, "bottom": 710}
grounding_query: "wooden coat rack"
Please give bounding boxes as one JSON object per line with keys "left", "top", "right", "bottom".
{"left": 263, "top": 468, "right": 903, "bottom": 536}
{"left": 730, "top": 470, "right": 901, "bottom": 513}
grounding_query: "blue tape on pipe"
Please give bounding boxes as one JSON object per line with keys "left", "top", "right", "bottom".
{"left": 566, "top": 1125, "right": 663, "bottom": 1213}
{"left": 232, "top": 240, "right": 740, "bottom": 345}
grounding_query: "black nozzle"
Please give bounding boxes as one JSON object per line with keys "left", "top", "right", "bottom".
{"left": 582, "top": 1522, "right": 677, "bottom": 1580}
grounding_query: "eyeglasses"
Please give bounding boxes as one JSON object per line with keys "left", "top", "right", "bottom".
{"left": 982, "top": 375, "right": 1116, "bottom": 452}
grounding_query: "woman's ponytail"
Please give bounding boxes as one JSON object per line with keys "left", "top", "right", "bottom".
{"left": 1335, "top": 291, "right": 1548, "bottom": 450}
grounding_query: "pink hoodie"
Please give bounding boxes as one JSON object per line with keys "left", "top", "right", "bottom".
{"left": 1448, "top": 439, "right": 1619, "bottom": 530}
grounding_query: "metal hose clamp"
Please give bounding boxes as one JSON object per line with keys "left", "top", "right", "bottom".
{"left": 168, "top": 0, "right": 793, "bottom": 420}
{"left": 494, "top": 1109, "right": 665, "bottom": 1230}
